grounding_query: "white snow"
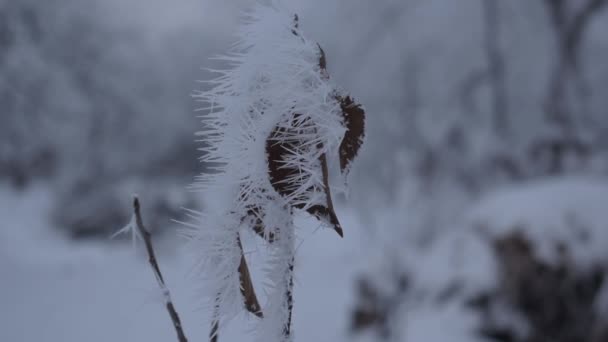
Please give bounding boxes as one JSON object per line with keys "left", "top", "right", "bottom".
{"left": 0, "top": 184, "right": 365, "bottom": 342}
{"left": 2, "top": 177, "right": 607, "bottom": 341}
{"left": 351, "top": 175, "right": 608, "bottom": 342}
{"left": 467, "top": 176, "right": 608, "bottom": 269}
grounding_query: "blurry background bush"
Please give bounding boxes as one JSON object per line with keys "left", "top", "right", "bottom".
{"left": 0, "top": 0, "right": 220, "bottom": 236}
{"left": 4, "top": 0, "right": 607, "bottom": 238}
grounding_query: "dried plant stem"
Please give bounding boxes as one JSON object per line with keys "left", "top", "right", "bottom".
{"left": 279, "top": 221, "right": 296, "bottom": 341}
{"left": 209, "top": 300, "right": 220, "bottom": 342}
{"left": 283, "top": 260, "right": 295, "bottom": 340}
{"left": 132, "top": 197, "right": 189, "bottom": 342}
{"left": 208, "top": 232, "right": 264, "bottom": 342}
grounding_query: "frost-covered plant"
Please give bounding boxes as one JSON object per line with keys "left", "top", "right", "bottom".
{"left": 189, "top": 3, "right": 365, "bottom": 341}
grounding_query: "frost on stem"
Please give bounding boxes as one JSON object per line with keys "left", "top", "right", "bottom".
{"left": 114, "top": 197, "right": 189, "bottom": 342}
{"left": 189, "top": 3, "right": 365, "bottom": 341}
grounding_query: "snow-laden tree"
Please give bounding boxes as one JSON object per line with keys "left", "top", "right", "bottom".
{"left": 0, "top": 0, "right": 207, "bottom": 237}
{"left": 300, "top": 1, "right": 608, "bottom": 340}
{"left": 188, "top": 3, "right": 365, "bottom": 341}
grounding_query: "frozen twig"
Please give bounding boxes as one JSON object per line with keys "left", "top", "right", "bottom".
{"left": 283, "top": 260, "right": 295, "bottom": 339}
{"left": 209, "top": 300, "right": 220, "bottom": 342}
{"left": 130, "top": 196, "right": 189, "bottom": 342}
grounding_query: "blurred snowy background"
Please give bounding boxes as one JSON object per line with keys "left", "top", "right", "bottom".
{"left": 2, "top": 0, "right": 608, "bottom": 341}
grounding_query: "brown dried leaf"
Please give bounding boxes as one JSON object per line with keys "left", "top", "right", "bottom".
{"left": 237, "top": 235, "right": 263, "bottom": 318}
{"left": 338, "top": 95, "right": 365, "bottom": 177}
{"left": 265, "top": 117, "right": 343, "bottom": 237}
{"left": 245, "top": 205, "right": 276, "bottom": 243}
{"left": 266, "top": 120, "right": 300, "bottom": 199}
{"left": 318, "top": 44, "right": 327, "bottom": 71}
{"left": 314, "top": 152, "right": 343, "bottom": 236}
{"left": 291, "top": 14, "right": 299, "bottom": 36}
{"left": 316, "top": 43, "right": 329, "bottom": 80}
{"left": 314, "top": 42, "right": 365, "bottom": 177}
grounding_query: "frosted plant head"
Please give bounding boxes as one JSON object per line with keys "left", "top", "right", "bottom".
{"left": 194, "top": 2, "right": 364, "bottom": 232}
{"left": 190, "top": 2, "right": 366, "bottom": 339}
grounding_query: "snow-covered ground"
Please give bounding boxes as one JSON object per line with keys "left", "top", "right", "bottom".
{"left": 467, "top": 176, "right": 608, "bottom": 269}
{"left": 2, "top": 176, "right": 607, "bottom": 342}
{"left": 395, "top": 176, "right": 608, "bottom": 342}
{"left": 0, "top": 184, "right": 366, "bottom": 342}
{"left": 346, "top": 176, "right": 608, "bottom": 342}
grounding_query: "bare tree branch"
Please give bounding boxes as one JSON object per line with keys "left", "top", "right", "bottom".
{"left": 209, "top": 299, "right": 220, "bottom": 342}
{"left": 545, "top": 0, "right": 607, "bottom": 68}
{"left": 482, "top": 0, "right": 509, "bottom": 136}
{"left": 132, "top": 197, "right": 189, "bottom": 342}
{"left": 543, "top": 0, "right": 608, "bottom": 127}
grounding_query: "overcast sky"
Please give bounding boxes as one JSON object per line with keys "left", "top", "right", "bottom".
{"left": 103, "top": 0, "right": 249, "bottom": 36}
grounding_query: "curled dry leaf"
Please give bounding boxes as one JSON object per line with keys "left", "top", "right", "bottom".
{"left": 237, "top": 235, "right": 263, "bottom": 318}
{"left": 266, "top": 114, "right": 343, "bottom": 237}
{"left": 317, "top": 44, "right": 327, "bottom": 71}
{"left": 316, "top": 43, "right": 365, "bottom": 177}
{"left": 244, "top": 204, "right": 276, "bottom": 243}
{"left": 317, "top": 44, "right": 329, "bottom": 80}
{"left": 265, "top": 116, "right": 306, "bottom": 200}
{"left": 291, "top": 14, "right": 299, "bottom": 35}
{"left": 337, "top": 95, "right": 365, "bottom": 177}
{"left": 314, "top": 152, "right": 343, "bottom": 236}
{"left": 260, "top": 42, "right": 365, "bottom": 238}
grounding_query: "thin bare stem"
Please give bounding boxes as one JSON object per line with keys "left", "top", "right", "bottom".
{"left": 209, "top": 300, "right": 220, "bottom": 342}
{"left": 132, "top": 197, "right": 189, "bottom": 342}
{"left": 283, "top": 260, "right": 295, "bottom": 340}
{"left": 482, "top": 0, "right": 509, "bottom": 136}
